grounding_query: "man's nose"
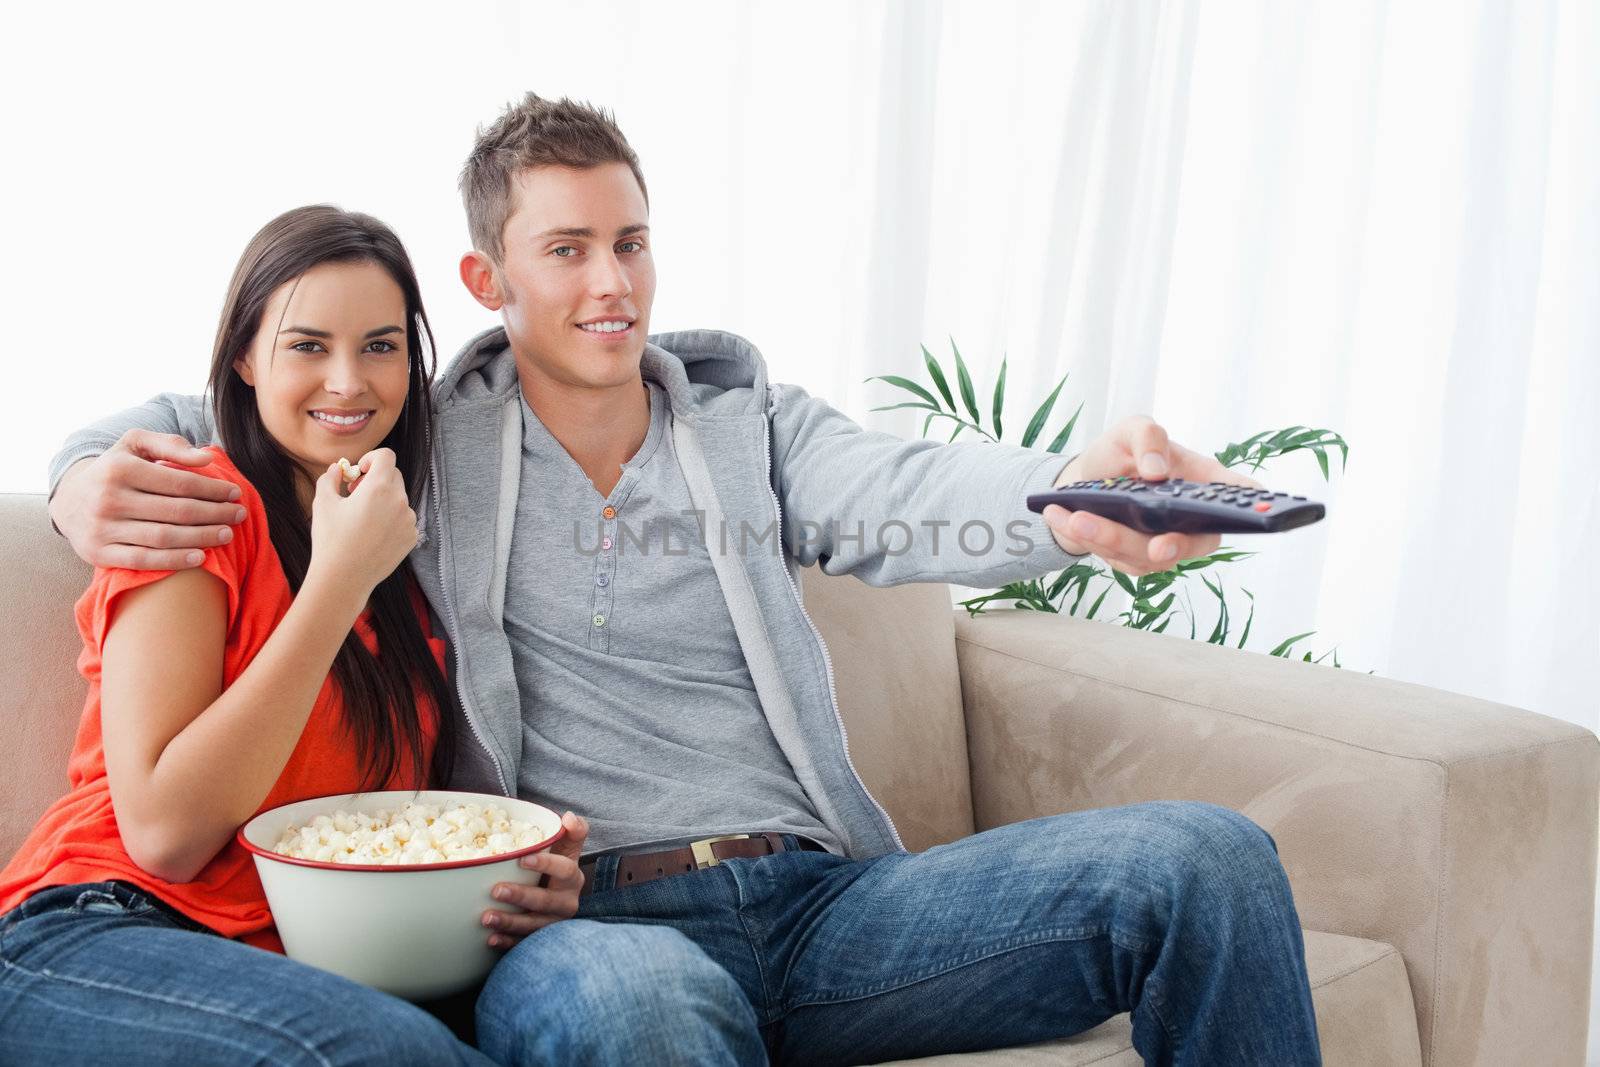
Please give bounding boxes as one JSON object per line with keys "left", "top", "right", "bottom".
{"left": 588, "top": 252, "right": 632, "bottom": 301}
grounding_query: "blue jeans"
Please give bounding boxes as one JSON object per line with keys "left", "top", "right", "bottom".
{"left": 0, "top": 879, "right": 498, "bottom": 1065}
{"left": 473, "top": 802, "right": 1322, "bottom": 1066}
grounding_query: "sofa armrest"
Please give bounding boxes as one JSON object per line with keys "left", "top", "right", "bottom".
{"left": 953, "top": 610, "right": 1598, "bottom": 1067}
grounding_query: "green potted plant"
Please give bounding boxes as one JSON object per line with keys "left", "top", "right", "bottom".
{"left": 870, "top": 340, "right": 1356, "bottom": 668}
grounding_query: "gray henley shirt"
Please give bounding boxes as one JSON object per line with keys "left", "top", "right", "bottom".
{"left": 504, "top": 376, "right": 841, "bottom": 857}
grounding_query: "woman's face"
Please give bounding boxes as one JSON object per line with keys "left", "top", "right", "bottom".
{"left": 233, "top": 260, "right": 412, "bottom": 486}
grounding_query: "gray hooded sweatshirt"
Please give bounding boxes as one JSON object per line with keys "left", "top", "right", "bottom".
{"left": 49, "top": 327, "right": 1080, "bottom": 860}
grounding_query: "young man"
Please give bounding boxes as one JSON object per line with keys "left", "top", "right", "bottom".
{"left": 47, "top": 95, "right": 1321, "bottom": 1065}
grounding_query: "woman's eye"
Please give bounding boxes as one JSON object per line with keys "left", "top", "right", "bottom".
{"left": 290, "top": 341, "right": 323, "bottom": 353}
{"left": 367, "top": 340, "right": 399, "bottom": 354}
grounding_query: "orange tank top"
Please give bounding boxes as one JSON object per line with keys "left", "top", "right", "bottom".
{"left": 0, "top": 448, "right": 446, "bottom": 953}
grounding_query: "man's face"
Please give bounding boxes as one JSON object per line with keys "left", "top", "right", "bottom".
{"left": 489, "top": 162, "right": 654, "bottom": 390}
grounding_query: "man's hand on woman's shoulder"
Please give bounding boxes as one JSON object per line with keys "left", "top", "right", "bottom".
{"left": 50, "top": 429, "right": 248, "bottom": 571}
{"left": 1044, "top": 415, "right": 1264, "bottom": 577}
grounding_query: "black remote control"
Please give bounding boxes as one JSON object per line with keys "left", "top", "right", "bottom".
{"left": 1026, "top": 477, "right": 1326, "bottom": 535}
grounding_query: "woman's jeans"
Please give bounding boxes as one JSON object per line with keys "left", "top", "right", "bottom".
{"left": 475, "top": 801, "right": 1323, "bottom": 1066}
{"left": 0, "top": 879, "right": 497, "bottom": 1066}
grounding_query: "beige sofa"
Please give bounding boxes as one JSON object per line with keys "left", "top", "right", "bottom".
{"left": 3, "top": 490, "right": 1596, "bottom": 1065}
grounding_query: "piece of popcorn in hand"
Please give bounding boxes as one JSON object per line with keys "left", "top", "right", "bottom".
{"left": 337, "top": 457, "right": 361, "bottom": 483}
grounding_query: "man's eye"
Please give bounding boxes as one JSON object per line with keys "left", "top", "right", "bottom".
{"left": 618, "top": 241, "right": 643, "bottom": 253}
{"left": 552, "top": 246, "right": 577, "bottom": 258}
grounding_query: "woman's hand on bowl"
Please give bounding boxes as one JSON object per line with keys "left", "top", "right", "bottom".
{"left": 483, "top": 811, "right": 588, "bottom": 950}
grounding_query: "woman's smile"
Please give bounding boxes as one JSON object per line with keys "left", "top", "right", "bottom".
{"left": 308, "top": 408, "right": 377, "bottom": 436}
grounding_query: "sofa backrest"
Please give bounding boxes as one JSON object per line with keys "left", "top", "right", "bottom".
{"left": 1, "top": 494, "right": 92, "bottom": 864}
{"left": 798, "top": 566, "right": 974, "bottom": 851}
{"left": 0, "top": 493, "right": 972, "bottom": 868}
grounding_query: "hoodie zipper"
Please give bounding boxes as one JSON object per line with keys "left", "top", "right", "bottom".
{"left": 429, "top": 446, "right": 511, "bottom": 796}
{"left": 761, "top": 391, "right": 905, "bottom": 853}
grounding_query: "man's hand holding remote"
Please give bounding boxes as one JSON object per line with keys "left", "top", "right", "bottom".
{"left": 1045, "top": 415, "right": 1263, "bottom": 577}
{"left": 49, "top": 430, "right": 247, "bottom": 571}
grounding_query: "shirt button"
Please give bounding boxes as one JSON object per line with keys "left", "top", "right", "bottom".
{"left": 596, "top": 574, "right": 609, "bottom": 587}
{"left": 602, "top": 506, "right": 617, "bottom": 520}
{"left": 601, "top": 536, "right": 613, "bottom": 550}
{"left": 593, "top": 613, "right": 607, "bottom": 627}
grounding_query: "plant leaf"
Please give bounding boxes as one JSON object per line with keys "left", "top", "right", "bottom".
{"left": 1236, "top": 588, "right": 1255, "bottom": 649}
{"left": 869, "top": 402, "right": 941, "bottom": 413}
{"left": 922, "top": 344, "right": 956, "bottom": 411}
{"left": 1268, "top": 631, "right": 1317, "bottom": 657}
{"left": 1021, "top": 375, "right": 1067, "bottom": 448}
{"left": 951, "top": 337, "right": 981, "bottom": 424}
{"left": 866, "top": 375, "right": 940, "bottom": 408}
{"left": 1045, "top": 401, "right": 1085, "bottom": 454}
{"left": 992, "top": 356, "right": 1007, "bottom": 441}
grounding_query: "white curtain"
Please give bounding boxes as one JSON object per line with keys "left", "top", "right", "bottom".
{"left": 2, "top": 0, "right": 1595, "bottom": 1058}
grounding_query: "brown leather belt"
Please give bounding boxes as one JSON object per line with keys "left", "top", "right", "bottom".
{"left": 578, "top": 833, "right": 820, "bottom": 898}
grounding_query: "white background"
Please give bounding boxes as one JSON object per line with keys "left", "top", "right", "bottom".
{"left": 2, "top": 1, "right": 1596, "bottom": 1059}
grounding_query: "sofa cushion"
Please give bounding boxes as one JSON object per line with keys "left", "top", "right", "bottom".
{"left": 867, "top": 928, "right": 1419, "bottom": 1065}
{"left": 798, "top": 567, "right": 972, "bottom": 852}
{"left": 1, "top": 494, "right": 92, "bottom": 866}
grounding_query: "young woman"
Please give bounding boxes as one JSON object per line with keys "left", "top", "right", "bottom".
{"left": 0, "top": 206, "right": 502, "bottom": 1065}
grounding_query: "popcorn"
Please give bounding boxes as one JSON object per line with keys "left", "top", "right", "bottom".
{"left": 337, "top": 457, "right": 361, "bottom": 483}
{"left": 271, "top": 801, "right": 545, "bottom": 865}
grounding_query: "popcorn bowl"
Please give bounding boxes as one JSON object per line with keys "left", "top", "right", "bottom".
{"left": 237, "top": 790, "right": 565, "bottom": 1001}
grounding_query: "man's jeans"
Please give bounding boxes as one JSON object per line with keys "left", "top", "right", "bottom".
{"left": 476, "top": 801, "right": 1323, "bottom": 1066}
{"left": 0, "top": 879, "right": 498, "bottom": 1065}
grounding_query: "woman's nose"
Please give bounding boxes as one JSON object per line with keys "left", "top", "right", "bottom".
{"left": 324, "top": 364, "right": 365, "bottom": 398}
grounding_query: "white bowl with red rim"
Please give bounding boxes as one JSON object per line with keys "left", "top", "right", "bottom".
{"left": 237, "top": 789, "right": 565, "bottom": 1000}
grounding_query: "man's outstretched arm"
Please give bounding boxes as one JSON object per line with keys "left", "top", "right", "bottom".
{"left": 768, "top": 383, "right": 1261, "bottom": 586}
{"left": 48, "top": 393, "right": 242, "bottom": 571}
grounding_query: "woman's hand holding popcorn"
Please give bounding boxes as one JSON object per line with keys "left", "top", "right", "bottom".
{"left": 483, "top": 811, "right": 589, "bottom": 950}
{"left": 307, "top": 447, "right": 417, "bottom": 600}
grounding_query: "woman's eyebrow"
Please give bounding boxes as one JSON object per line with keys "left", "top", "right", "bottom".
{"left": 278, "top": 325, "right": 403, "bottom": 339}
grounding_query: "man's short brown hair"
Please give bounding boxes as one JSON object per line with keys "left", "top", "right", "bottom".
{"left": 460, "top": 93, "right": 649, "bottom": 265}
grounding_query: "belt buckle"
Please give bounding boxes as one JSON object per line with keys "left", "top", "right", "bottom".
{"left": 690, "top": 833, "right": 752, "bottom": 870}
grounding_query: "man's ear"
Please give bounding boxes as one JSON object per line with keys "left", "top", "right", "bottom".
{"left": 460, "top": 251, "right": 505, "bottom": 311}
{"left": 232, "top": 354, "right": 256, "bottom": 387}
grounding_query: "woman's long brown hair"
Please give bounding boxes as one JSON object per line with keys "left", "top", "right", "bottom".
{"left": 206, "top": 205, "right": 456, "bottom": 792}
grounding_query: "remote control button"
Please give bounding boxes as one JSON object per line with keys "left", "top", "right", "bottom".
{"left": 1253, "top": 502, "right": 1272, "bottom": 512}
{"left": 1292, "top": 495, "right": 1306, "bottom": 501}
{"left": 1235, "top": 500, "right": 1255, "bottom": 508}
